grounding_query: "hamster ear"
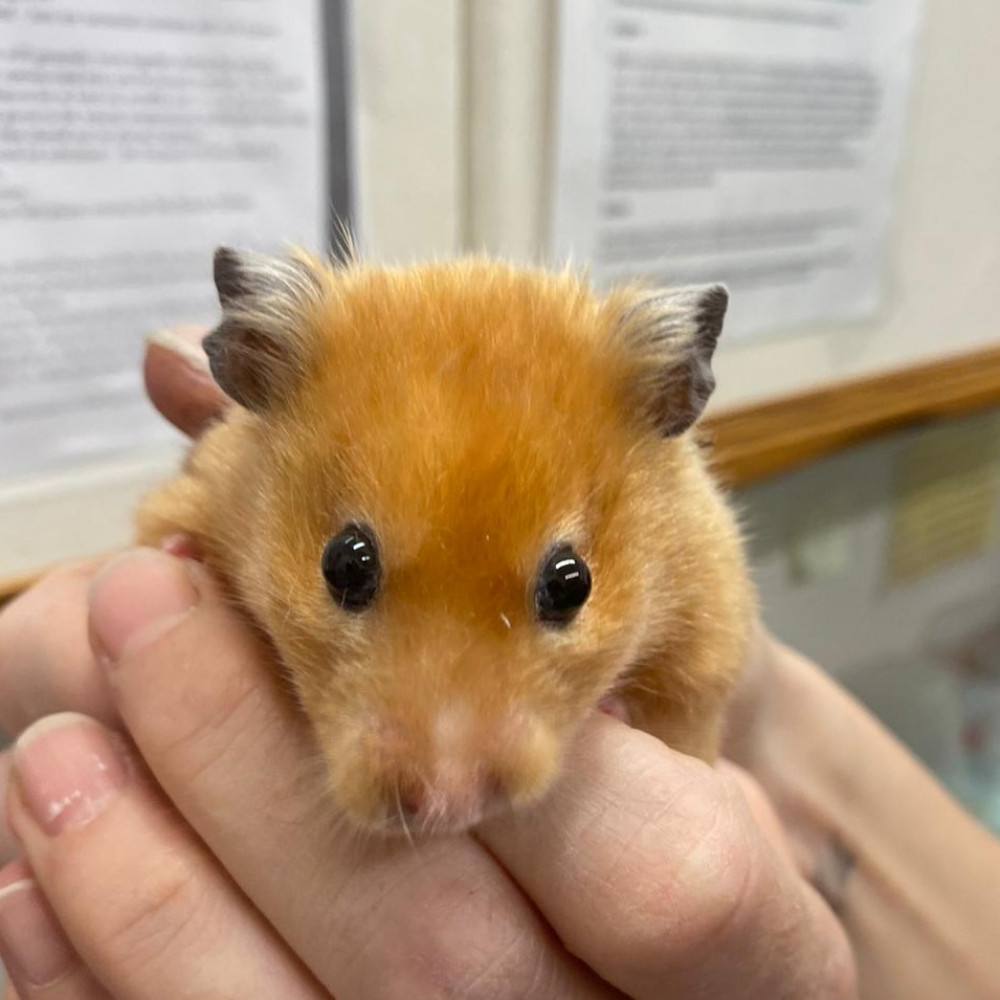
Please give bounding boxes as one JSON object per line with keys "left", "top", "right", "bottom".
{"left": 203, "top": 246, "right": 323, "bottom": 412}
{"left": 616, "top": 284, "right": 728, "bottom": 437}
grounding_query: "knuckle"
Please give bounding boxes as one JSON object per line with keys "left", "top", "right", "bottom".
{"left": 449, "top": 928, "right": 558, "bottom": 1000}
{"left": 581, "top": 774, "right": 756, "bottom": 979}
{"left": 87, "top": 852, "right": 219, "bottom": 975}
{"left": 821, "top": 927, "right": 859, "bottom": 999}
{"left": 0, "top": 566, "right": 103, "bottom": 731}
{"left": 0, "top": 564, "right": 86, "bottom": 655}
{"left": 0, "top": 573, "right": 56, "bottom": 645}
{"left": 152, "top": 640, "right": 265, "bottom": 783}
{"left": 107, "top": 588, "right": 271, "bottom": 792}
{"left": 350, "top": 869, "right": 561, "bottom": 1000}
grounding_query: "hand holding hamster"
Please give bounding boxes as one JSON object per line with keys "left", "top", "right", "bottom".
{"left": 3, "top": 554, "right": 851, "bottom": 1000}
{"left": 136, "top": 249, "right": 753, "bottom": 835}
{"left": 0, "top": 330, "right": 856, "bottom": 998}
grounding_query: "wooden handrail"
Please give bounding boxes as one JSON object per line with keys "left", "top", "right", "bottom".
{"left": 703, "top": 344, "right": 1000, "bottom": 487}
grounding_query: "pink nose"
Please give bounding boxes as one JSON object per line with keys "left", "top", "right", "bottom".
{"left": 393, "top": 772, "right": 506, "bottom": 834}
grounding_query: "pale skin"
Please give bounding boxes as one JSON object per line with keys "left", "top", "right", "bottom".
{"left": 0, "top": 332, "right": 994, "bottom": 998}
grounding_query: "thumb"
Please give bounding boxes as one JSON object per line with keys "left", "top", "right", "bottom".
{"left": 144, "top": 326, "right": 227, "bottom": 438}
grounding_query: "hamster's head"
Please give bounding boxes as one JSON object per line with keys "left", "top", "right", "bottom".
{"left": 203, "top": 247, "right": 741, "bottom": 835}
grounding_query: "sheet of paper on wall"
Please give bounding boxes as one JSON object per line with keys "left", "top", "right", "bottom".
{"left": 550, "top": 0, "right": 924, "bottom": 340}
{"left": 0, "top": 0, "right": 327, "bottom": 483}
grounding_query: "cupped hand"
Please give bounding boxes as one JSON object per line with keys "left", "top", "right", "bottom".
{"left": 0, "top": 330, "right": 855, "bottom": 998}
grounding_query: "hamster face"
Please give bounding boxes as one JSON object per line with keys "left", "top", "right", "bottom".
{"left": 151, "top": 253, "right": 750, "bottom": 835}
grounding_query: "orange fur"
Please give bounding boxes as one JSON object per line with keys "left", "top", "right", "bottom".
{"left": 137, "top": 256, "right": 753, "bottom": 834}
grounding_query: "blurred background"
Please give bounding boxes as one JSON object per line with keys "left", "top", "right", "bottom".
{"left": 1, "top": 0, "right": 998, "bottom": 834}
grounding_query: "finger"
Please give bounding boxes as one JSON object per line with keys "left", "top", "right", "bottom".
{"left": 0, "top": 858, "right": 111, "bottom": 999}
{"left": 715, "top": 760, "right": 798, "bottom": 871}
{"left": 7, "top": 714, "right": 330, "bottom": 1000}
{"left": 479, "top": 715, "right": 857, "bottom": 1000}
{"left": 0, "top": 562, "right": 115, "bottom": 737}
{"left": 88, "top": 549, "right": 622, "bottom": 1000}
{"left": 143, "top": 327, "right": 225, "bottom": 437}
{"left": 0, "top": 752, "right": 19, "bottom": 867}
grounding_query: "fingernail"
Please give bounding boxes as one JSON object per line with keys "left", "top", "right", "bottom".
{"left": 145, "top": 326, "right": 211, "bottom": 373}
{"left": 89, "top": 549, "right": 198, "bottom": 666}
{"left": 0, "top": 863, "right": 77, "bottom": 989}
{"left": 12, "top": 714, "right": 129, "bottom": 837}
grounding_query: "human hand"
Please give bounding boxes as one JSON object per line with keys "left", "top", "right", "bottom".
{"left": 719, "top": 622, "right": 875, "bottom": 910}
{"left": 0, "top": 325, "right": 222, "bottom": 870}
{"left": 0, "top": 331, "right": 855, "bottom": 998}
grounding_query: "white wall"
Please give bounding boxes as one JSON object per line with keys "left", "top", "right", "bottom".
{"left": 349, "top": 0, "right": 464, "bottom": 260}
{"left": 462, "top": 0, "right": 1000, "bottom": 408}
{"left": 3, "top": 0, "right": 998, "bottom": 581}
{"left": 712, "top": 0, "right": 1000, "bottom": 408}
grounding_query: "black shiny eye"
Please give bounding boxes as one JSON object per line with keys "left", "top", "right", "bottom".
{"left": 322, "top": 523, "right": 381, "bottom": 611}
{"left": 535, "top": 544, "right": 592, "bottom": 625}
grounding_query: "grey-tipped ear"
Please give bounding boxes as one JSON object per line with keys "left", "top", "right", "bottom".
{"left": 619, "top": 284, "right": 728, "bottom": 437}
{"left": 203, "top": 246, "right": 323, "bottom": 412}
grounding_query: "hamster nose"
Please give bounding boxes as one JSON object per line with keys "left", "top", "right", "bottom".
{"left": 362, "top": 703, "right": 562, "bottom": 834}
{"left": 392, "top": 772, "right": 507, "bottom": 834}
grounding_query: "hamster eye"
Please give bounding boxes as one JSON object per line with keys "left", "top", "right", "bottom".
{"left": 322, "top": 523, "right": 381, "bottom": 611}
{"left": 535, "top": 544, "right": 592, "bottom": 625}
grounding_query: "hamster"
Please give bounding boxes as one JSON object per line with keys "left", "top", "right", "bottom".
{"left": 136, "top": 248, "right": 753, "bottom": 836}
